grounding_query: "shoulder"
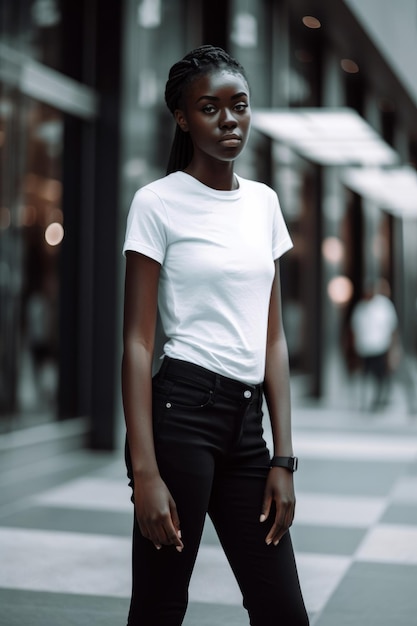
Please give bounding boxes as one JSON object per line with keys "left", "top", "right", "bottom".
{"left": 133, "top": 172, "right": 181, "bottom": 200}
{"left": 236, "top": 176, "right": 280, "bottom": 212}
{"left": 130, "top": 173, "right": 187, "bottom": 218}
{"left": 237, "top": 175, "right": 277, "bottom": 198}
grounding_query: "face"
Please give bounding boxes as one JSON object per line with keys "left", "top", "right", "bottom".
{"left": 175, "top": 69, "right": 251, "bottom": 165}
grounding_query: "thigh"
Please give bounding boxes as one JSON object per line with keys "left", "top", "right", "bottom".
{"left": 127, "top": 458, "right": 214, "bottom": 625}
{"left": 209, "top": 470, "right": 308, "bottom": 625}
{"left": 127, "top": 379, "right": 218, "bottom": 625}
{"left": 208, "top": 406, "right": 309, "bottom": 626}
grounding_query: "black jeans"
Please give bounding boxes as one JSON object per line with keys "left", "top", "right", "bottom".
{"left": 125, "top": 357, "right": 309, "bottom": 626}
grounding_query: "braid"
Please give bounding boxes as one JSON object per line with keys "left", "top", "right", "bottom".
{"left": 165, "top": 45, "right": 248, "bottom": 174}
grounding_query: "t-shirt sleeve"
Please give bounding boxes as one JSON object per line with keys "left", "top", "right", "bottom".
{"left": 271, "top": 190, "right": 293, "bottom": 260}
{"left": 122, "top": 187, "right": 167, "bottom": 263}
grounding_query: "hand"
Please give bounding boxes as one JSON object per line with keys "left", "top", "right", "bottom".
{"left": 134, "top": 473, "right": 184, "bottom": 552}
{"left": 259, "top": 467, "right": 295, "bottom": 546}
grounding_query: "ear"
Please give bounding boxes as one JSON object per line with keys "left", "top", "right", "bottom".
{"left": 174, "top": 109, "right": 189, "bottom": 132}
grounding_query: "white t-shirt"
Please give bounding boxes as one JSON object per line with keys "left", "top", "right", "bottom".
{"left": 351, "top": 294, "right": 398, "bottom": 357}
{"left": 123, "top": 171, "right": 292, "bottom": 384}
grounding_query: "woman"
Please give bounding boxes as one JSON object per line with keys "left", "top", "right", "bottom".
{"left": 122, "top": 45, "right": 309, "bottom": 626}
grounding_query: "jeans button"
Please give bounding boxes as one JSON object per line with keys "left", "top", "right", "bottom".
{"left": 244, "top": 390, "right": 252, "bottom": 399}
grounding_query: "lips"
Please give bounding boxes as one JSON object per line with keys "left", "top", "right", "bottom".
{"left": 219, "top": 134, "right": 242, "bottom": 148}
{"left": 219, "top": 134, "right": 241, "bottom": 143}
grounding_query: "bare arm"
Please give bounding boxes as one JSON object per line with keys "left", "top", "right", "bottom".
{"left": 260, "top": 259, "right": 295, "bottom": 545}
{"left": 122, "top": 251, "right": 183, "bottom": 551}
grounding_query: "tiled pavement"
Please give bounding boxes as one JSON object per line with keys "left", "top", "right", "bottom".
{"left": 1, "top": 398, "right": 417, "bottom": 626}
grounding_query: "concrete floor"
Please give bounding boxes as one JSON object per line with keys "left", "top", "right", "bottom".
{"left": 1, "top": 391, "right": 417, "bottom": 625}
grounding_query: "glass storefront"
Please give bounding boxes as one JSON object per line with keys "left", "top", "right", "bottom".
{"left": 0, "top": 92, "right": 64, "bottom": 430}
{"left": 1, "top": 0, "right": 63, "bottom": 431}
{"left": 0, "top": 0, "right": 94, "bottom": 432}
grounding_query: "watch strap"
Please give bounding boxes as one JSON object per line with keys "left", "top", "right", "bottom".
{"left": 270, "top": 455, "right": 298, "bottom": 472}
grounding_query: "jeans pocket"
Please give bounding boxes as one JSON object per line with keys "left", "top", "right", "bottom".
{"left": 164, "top": 378, "right": 214, "bottom": 410}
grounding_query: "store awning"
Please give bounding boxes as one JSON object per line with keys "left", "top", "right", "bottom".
{"left": 252, "top": 107, "right": 417, "bottom": 217}
{"left": 251, "top": 108, "right": 399, "bottom": 167}
{"left": 342, "top": 166, "right": 417, "bottom": 218}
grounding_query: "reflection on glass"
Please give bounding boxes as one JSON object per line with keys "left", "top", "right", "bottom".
{"left": 0, "top": 95, "right": 63, "bottom": 429}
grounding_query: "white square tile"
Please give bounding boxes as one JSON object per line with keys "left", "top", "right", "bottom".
{"left": 293, "top": 431, "right": 417, "bottom": 461}
{"left": 296, "top": 553, "right": 352, "bottom": 613}
{"left": 295, "top": 493, "right": 387, "bottom": 527}
{"left": 35, "top": 478, "right": 132, "bottom": 512}
{"left": 0, "top": 527, "right": 131, "bottom": 597}
{"left": 356, "top": 524, "right": 417, "bottom": 565}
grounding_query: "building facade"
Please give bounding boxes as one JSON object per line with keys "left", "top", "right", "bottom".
{"left": 1, "top": 0, "right": 416, "bottom": 449}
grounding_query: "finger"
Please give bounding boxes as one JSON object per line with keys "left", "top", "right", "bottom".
{"left": 266, "top": 522, "right": 285, "bottom": 546}
{"left": 259, "top": 495, "right": 272, "bottom": 523}
{"left": 154, "top": 519, "right": 183, "bottom": 551}
{"left": 169, "top": 499, "right": 184, "bottom": 551}
{"left": 165, "top": 529, "right": 184, "bottom": 552}
{"left": 266, "top": 506, "right": 294, "bottom": 545}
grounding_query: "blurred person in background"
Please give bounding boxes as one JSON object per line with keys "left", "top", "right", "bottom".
{"left": 350, "top": 278, "right": 399, "bottom": 411}
{"left": 121, "top": 45, "right": 308, "bottom": 626}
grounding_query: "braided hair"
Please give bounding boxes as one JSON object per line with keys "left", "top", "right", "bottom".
{"left": 164, "top": 45, "right": 249, "bottom": 174}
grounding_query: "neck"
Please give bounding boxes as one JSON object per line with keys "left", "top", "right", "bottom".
{"left": 184, "top": 161, "right": 238, "bottom": 191}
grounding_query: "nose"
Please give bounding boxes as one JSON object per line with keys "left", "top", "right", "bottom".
{"left": 219, "top": 108, "right": 237, "bottom": 129}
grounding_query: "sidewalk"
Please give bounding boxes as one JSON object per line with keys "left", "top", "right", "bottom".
{"left": 1, "top": 393, "right": 417, "bottom": 625}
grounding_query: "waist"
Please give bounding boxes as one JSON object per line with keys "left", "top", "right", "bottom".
{"left": 163, "top": 341, "right": 265, "bottom": 384}
{"left": 156, "top": 356, "right": 263, "bottom": 402}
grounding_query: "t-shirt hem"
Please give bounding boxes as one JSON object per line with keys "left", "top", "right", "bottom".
{"left": 162, "top": 347, "right": 265, "bottom": 385}
{"left": 122, "top": 240, "right": 164, "bottom": 264}
{"left": 273, "top": 238, "right": 293, "bottom": 260}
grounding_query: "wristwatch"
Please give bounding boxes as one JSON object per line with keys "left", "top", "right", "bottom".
{"left": 270, "top": 455, "right": 298, "bottom": 472}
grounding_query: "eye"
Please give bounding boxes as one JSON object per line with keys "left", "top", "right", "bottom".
{"left": 234, "top": 102, "right": 249, "bottom": 112}
{"left": 202, "top": 104, "right": 217, "bottom": 114}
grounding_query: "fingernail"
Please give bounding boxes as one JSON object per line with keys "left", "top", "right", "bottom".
{"left": 155, "top": 545, "right": 162, "bottom": 550}
{"left": 259, "top": 514, "right": 266, "bottom": 523}
{"left": 266, "top": 539, "right": 272, "bottom": 545}
{"left": 178, "top": 530, "right": 182, "bottom": 539}
{"left": 176, "top": 546, "right": 183, "bottom": 553}
{"left": 273, "top": 540, "right": 280, "bottom": 546}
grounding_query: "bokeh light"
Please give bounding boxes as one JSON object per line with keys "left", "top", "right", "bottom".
{"left": 341, "top": 58, "right": 359, "bottom": 73}
{"left": 302, "top": 16, "right": 321, "bottom": 29}
{"left": 45, "top": 222, "right": 64, "bottom": 246}
{"left": 327, "top": 276, "right": 353, "bottom": 305}
{"left": 322, "top": 237, "right": 344, "bottom": 264}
